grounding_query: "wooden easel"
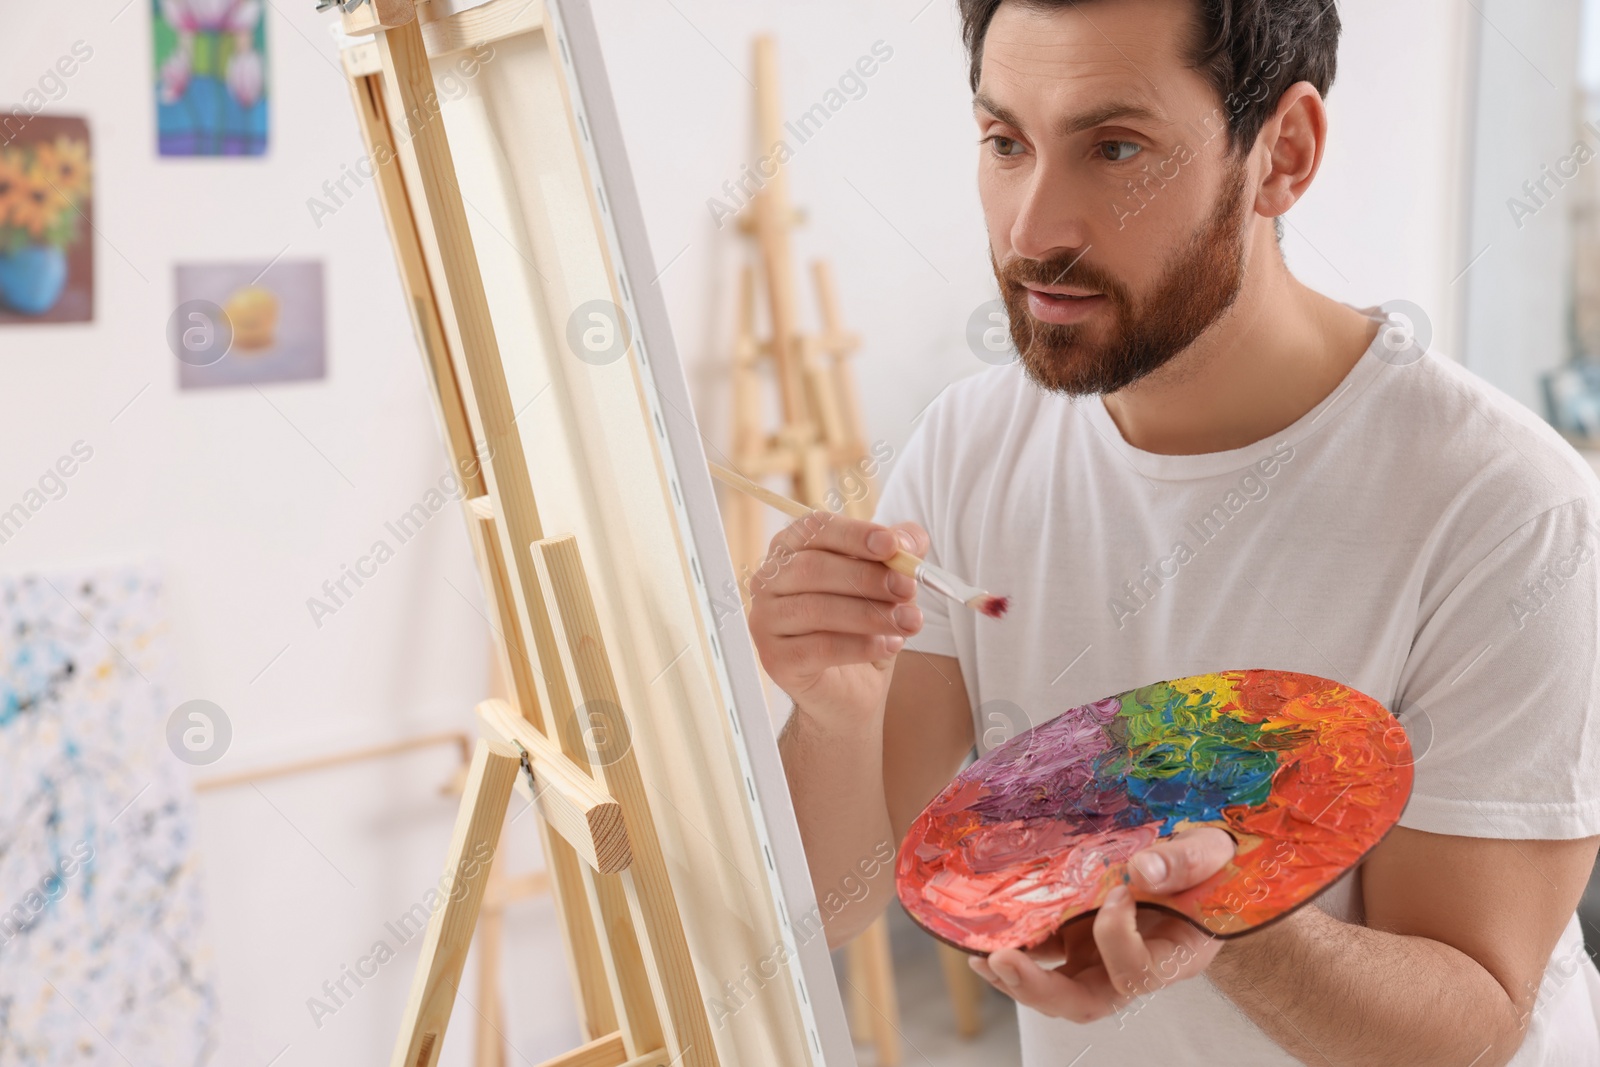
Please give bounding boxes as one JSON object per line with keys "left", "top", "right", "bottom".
{"left": 195, "top": 666, "right": 554, "bottom": 1067}
{"left": 723, "top": 36, "right": 987, "bottom": 1065}
{"left": 726, "top": 38, "right": 878, "bottom": 578}
{"left": 390, "top": 540, "right": 708, "bottom": 1067}
{"left": 328, "top": 5, "right": 717, "bottom": 1065}
{"left": 328, "top": 0, "right": 894, "bottom": 1058}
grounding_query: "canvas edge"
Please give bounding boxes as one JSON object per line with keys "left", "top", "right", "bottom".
{"left": 538, "top": 3, "right": 857, "bottom": 1064}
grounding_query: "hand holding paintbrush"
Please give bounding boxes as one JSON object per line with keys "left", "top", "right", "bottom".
{"left": 708, "top": 462, "right": 1009, "bottom": 619}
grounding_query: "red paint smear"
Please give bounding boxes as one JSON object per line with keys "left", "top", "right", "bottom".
{"left": 895, "top": 670, "right": 1413, "bottom": 953}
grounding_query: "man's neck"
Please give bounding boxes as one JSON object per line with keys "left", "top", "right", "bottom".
{"left": 1099, "top": 244, "right": 1381, "bottom": 457}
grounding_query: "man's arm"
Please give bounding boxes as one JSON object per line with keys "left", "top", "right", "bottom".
{"left": 1207, "top": 828, "right": 1600, "bottom": 1067}
{"left": 763, "top": 513, "right": 1240, "bottom": 954}
{"left": 882, "top": 651, "right": 974, "bottom": 839}
{"left": 755, "top": 512, "right": 975, "bottom": 948}
{"left": 978, "top": 825, "right": 1595, "bottom": 1065}
{"left": 779, "top": 650, "right": 973, "bottom": 948}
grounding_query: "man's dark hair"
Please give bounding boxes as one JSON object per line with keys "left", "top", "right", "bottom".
{"left": 957, "top": 0, "right": 1341, "bottom": 157}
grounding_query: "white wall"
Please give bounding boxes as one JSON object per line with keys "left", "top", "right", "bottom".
{"left": 1460, "top": 0, "right": 1583, "bottom": 412}
{"left": 0, "top": 0, "right": 1489, "bottom": 1063}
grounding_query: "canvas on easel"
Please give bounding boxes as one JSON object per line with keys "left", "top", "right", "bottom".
{"left": 322, "top": 0, "right": 856, "bottom": 1063}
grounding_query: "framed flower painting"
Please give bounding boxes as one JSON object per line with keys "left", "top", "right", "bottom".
{"left": 0, "top": 115, "right": 93, "bottom": 325}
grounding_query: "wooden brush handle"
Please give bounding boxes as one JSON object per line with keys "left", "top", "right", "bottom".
{"left": 882, "top": 551, "right": 922, "bottom": 579}
{"left": 709, "top": 462, "right": 810, "bottom": 520}
{"left": 708, "top": 462, "right": 925, "bottom": 574}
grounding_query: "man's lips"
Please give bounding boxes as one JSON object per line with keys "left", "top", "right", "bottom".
{"left": 1022, "top": 284, "right": 1107, "bottom": 325}
{"left": 1023, "top": 283, "right": 1101, "bottom": 299}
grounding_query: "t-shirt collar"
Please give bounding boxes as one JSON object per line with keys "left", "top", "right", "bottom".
{"left": 1075, "top": 303, "right": 1392, "bottom": 481}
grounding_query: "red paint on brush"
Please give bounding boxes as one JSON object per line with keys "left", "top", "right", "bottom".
{"left": 978, "top": 595, "right": 1009, "bottom": 619}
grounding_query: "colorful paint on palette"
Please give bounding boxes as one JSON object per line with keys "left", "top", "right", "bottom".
{"left": 896, "top": 670, "right": 1413, "bottom": 953}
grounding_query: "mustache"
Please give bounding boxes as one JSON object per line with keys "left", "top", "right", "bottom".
{"left": 994, "top": 250, "right": 1127, "bottom": 302}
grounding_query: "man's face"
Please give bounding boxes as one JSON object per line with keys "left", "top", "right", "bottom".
{"left": 975, "top": 0, "right": 1260, "bottom": 396}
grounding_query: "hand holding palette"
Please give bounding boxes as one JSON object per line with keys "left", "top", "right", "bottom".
{"left": 896, "top": 670, "right": 1413, "bottom": 953}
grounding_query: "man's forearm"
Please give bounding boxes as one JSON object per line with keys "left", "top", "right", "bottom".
{"left": 778, "top": 703, "right": 898, "bottom": 947}
{"left": 1207, "top": 905, "right": 1528, "bottom": 1066}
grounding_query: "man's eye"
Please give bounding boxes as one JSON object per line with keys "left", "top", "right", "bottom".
{"left": 1098, "top": 141, "right": 1142, "bottom": 162}
{"left": 988, "top": 136, "right": 1025, "bottom": 158}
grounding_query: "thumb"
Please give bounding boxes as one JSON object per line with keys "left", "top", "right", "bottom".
{"left": 887, "top": 521, "right": 930, "bottom": 558}
{"left": 1128, "top": 826, "right": 1236, "bottom": 894}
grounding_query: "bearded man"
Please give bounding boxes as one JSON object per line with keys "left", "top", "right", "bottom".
{"left": 754, "top": 1, "right": 1600, "bottom": 1063}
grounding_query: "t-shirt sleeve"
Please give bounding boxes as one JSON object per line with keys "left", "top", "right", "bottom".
{"left": 1395, "top": 497, "right": 1600, "bottom": 839}
{"left": 872, "top": 415, "right": 959, "bottom": 660}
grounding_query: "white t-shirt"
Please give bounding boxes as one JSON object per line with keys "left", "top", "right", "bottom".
{"left": 874, "top": 308, "right": 1600, "bottom": 1065}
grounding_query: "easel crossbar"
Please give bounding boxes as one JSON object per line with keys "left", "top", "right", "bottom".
{"left": 477, "top": 698, "right": 632, "bottom": 875}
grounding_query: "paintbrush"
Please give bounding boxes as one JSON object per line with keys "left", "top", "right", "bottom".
{"left": 708, "top": 461, "right": 1009, "bottom": 619}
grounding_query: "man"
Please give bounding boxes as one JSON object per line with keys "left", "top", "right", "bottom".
{"left": 755, "top": 0, "right": 1600, "bottom": 1063}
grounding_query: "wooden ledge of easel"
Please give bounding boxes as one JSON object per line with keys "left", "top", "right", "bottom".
{"left": 530, "top": 1032, "right": 669, "bottom": 1067}
{"left": 339, "top": 0, "right": 544, "bottom": 72}
{"left": 477, "top": 698, "right": 633, "bottom": 875}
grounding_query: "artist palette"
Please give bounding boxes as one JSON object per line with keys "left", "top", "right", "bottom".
{"left": 896, "top": 670, "right": 1413, "bottom": 953}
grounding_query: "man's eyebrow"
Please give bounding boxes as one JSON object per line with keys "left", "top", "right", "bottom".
{"left": 973, "top": 91, "right": 1164, "bottom": 137}
{"left": 972, "top": 91, "right": 1025, "bottom": 131}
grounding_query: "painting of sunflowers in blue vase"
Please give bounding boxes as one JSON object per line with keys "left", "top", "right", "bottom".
{"left": 153, "top": 0, "right": 268, "bottom": 156}
{"left": 0, "top": 116, "right": 93, "bottom": 325}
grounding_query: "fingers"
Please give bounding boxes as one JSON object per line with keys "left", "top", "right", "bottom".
{"left": 887, "top": 521, "right": 930, "bottom": 558}
{"left": 971, "top": 948, "right": 1116, "bottom": 1024}
{"left": 1090, "top": 886, "right": 1220, "bottom": 1001}
{"left": 1127, "top": 826, "right": 1237, "bottom": 894}
{"left": 763, "top": 633, "right": 905, "bottom": 679}
{"left": 971, "top": 885, "right": 1226, "bottom": 1023}
{"left": 764, "top": 514, "right": 930, "bottom": 567}
{"left": 767, "top": 511, "right": 906, "bottom": 563}
{"left": 762, "top": 592, "right": 923, "bottom": 638}
{"left": 746, "top": 516, "right": 932, "bottom": 688}
{"left": 753, "top": 548, "right": 917, "bottom": 602}
{"left": 1091, "top": 884, "right": 1162, "bottom": 1000}
{"left": 1021, "top": 931, "right": 1068, "bottom": 970}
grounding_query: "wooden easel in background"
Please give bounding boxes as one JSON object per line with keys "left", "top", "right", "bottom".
{"left": 725, "top": 37, "right": 876, "bottom": 576}
{"left": 722, "top": 36, "right": 985, "bottom": 1067}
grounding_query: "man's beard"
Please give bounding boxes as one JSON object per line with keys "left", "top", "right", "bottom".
{"left": 994, "top": 160, "right": 1251, "bottom": 396}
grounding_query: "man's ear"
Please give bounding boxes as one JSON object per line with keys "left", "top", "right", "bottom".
{"left": 1254, "top": 82, "right": 1328, "bottom": 223}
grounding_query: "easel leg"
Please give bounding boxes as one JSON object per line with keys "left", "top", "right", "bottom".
{"left": 391, "top": 739, "right": 521, "bottom": 1067}
{"left": 847, "top": 936, "right": 871, "bottom": 1037}
{"left": 846, "top": 916, "right": 901, "bottom": 1066}
{"left": 470, "top": 512, "right": 620, "bottom": 1042}
{"left": 532, "top": 536, "right": 718, "bottom": 1067}
{"left": 475, "top": 872, "right": 506, "bottom": 1067}
{"left": 578, "top": 865, "right": 665, "bottom": 1058}
{"left": 937, "top": 943, "right": 984, "bottom": 1039}
{"left": 542, "top": 825, "right": 622, "bottom": 1041}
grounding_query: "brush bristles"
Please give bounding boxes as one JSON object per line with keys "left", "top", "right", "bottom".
{"left": 970, "top": 594, "right": 1010, "bottom": 619}
{"left": 915, "top": 560, "right": 1009, "bottom": 620}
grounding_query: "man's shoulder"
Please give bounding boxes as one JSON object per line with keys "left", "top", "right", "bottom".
{"left": 1382, "top": 350, "right": 1600, "bottom": 524}
{"left": 917, "top": 362, "right": 1068, "bottom": 434}
{"left": 881, "top": 365, "right": 1060, "bottom": 521}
